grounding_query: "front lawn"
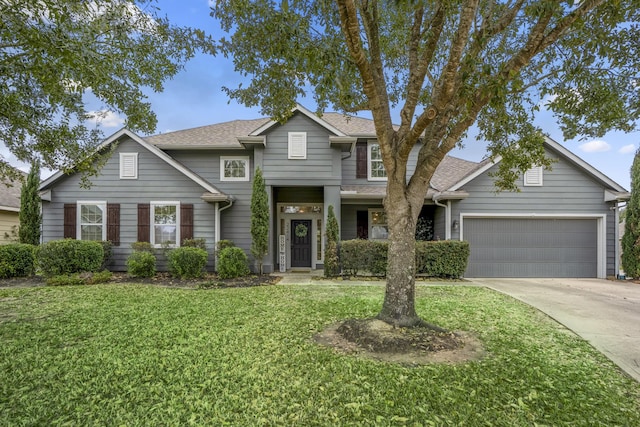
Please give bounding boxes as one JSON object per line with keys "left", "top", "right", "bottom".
{"left": 1, "top": 284, "right": 638, "bottom": 426}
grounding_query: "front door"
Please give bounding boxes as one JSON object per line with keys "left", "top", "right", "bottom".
{"left": 291, "top": 219, "right": 312, "bottom": 268}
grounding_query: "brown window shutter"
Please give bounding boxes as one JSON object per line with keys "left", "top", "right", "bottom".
{"left": 63, "top": 204, "right": 77, "bottom": 239}
{"left": 180, "top": 204, "right": 194, "bottom": 244}
{"left": 137, "top": 204, "right": 150, "bottom": 243}
{"left": 107, "top": 204, "right": 120, "bottom": 246}
{"left": 356, "top": 142, "right": 367, "bottom": 179}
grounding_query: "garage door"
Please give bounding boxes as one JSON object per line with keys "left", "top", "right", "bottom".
{"left": 464, "top": 218, "right": 598, "bottom": 278}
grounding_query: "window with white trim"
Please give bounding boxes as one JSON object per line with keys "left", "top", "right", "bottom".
{"left": 120, "top": 153, "right": 138, "bottom": 179}
{"left": 78, "top": 201, "right": 106, "bottom": 241}
{"left": 288, "top": 132, "right": 307, "bottom": 159}
{"left": 220, "top": 156, "right": 249, "bottom": 181}
{"left": 151, "top": 201, "right": 180, "bottom": 247}
{"left": 369, "top": 209, "right": 388, "bottom": 240}
{"left": 524, "top": 166, "right": 543, "bottom": 186}
{"left": 368, "top": 141, "right": 387, "bottom": 181}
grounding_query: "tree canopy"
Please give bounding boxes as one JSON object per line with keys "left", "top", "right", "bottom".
{"left": 0, "top": 0, "right": 214, "bottom": 179}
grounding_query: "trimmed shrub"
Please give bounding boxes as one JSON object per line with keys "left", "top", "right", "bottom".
{"left": 341, "top": 239, "right": 388, "bottom": 276}
{"left": 182, "top": 238, "right": 207, "bottom": 250}
{"left": 217, "top": 247, "right": 250, "bottom": 279}
{"left": 131, "top": 241, "right": 154, "bottom": 253}
{"left": 416, "top": 240, "right": 470, "bottom": 278}
{"left": 47, "top": 270, "right": 113, "bottom": 286}
{"left": 126, "top": 251, "right": 156, "bottom": 278}
{"left": 36, "top": 239, "right": 104, "bottom": 277}
{"left": 168, "top": 247, "right": 208, "bottom": 279}
{"left": 99, "top": 241, "right": 113, "bottom": 269}
{"left": 216, "top": 240, "right": 235, "bottom": 254}
{"left": 0, "top": 243, "right": 35, "bottom": 278}
{"left": 340, "top": 239, "right": 470, "bottom": 279}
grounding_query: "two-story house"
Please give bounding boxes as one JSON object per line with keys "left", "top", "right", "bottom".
{"left": 39, "top": 104, "right": 629, "bottom": 278}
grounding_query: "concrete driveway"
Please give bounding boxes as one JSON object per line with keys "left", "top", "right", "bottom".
{"left": 470, "top": 278, "right": 640, "bottom": 383}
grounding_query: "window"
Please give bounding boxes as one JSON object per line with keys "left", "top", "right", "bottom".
{"left": 150, "top": 202, "right": 180, "bottom": 246}
{"left": 288, "top": 132, "right": 307, "bottom": 159}
{"left": 220, "top": 156, "right": 249, "bottom": 181}
{"left": 368, "top": 141, "right": 387, "bottom": 181}
{"left": 120, "top": 153, "right": 138, "bottom": 179}
{"left": 77, "top": 202, "right": 106, "bottom": 241}
{"left": 369, "top": 209, "right": 388, "bottom": 240}
{"left": 524, "top": 166, "right": 543, "bottom": 186}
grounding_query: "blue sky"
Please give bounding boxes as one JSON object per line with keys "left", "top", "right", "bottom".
{"left": 8, "top": 0, "right": 639, "bottom": 190}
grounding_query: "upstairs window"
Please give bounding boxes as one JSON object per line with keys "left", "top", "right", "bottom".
{"left": 288, "top": 132, "right": 307, "bottom": 159}
{"left": 524, "top": 166, "right": 543, "bottom": 186}
{"left": 368, "top": 141, "right": 387, "bottom": 181}
{"left": 120, "top": 153, "right": 138, "bottom": 179}
{"left": 220, "top": 156, "right": 249, "bottom": 181}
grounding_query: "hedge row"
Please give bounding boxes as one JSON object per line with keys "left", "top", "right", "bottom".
{"left": 339, "top": 239, "right": 470, "bottom": 278}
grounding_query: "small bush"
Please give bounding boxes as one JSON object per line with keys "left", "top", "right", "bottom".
{"left": 126, "top": 251, "right": 157, "bottom": 278}
{"left": 416, "top": 240, "right": 470, "bottom": 278}
{"left": 183, "top": 238, "right": 207, "bottom": 250}
{"left": 36, "top": 239, "right": 104, "bottom": 277}
{"left": 46, "top": 270, "right": 112, "bottom": 286}
{"left": 216, "top": 240, "right": 235, "bottom": 254}
{"left": 217, "top": 247, "right": 250, "bottom": 279}
{"left": 131, "top": 241, "right": 154, "bottom": 253}
{"left": 0, "top": 243, "right": 35, "bottom": 278}
{"left": 99, "top": 241, "right": 113, "bottom": 269}
{"left": 168, "top": 247, "right": 208, "bottom": 279}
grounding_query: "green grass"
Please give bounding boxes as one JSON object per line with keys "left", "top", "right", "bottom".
{"left": 1, "top": 284, "right": 638, "bottom": 426}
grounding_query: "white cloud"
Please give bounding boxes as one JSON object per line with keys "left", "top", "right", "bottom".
{"left": 619, "top": 144, "right": 636, "bottom": 154}
{"left": 86, "top": 110, "right": 125, "bottom": 128}
{"left": 579, "top": 140, "right": 611, "bottom": 153}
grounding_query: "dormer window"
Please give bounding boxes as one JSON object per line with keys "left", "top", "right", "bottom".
{"left": 524, "top": 166, "right": 543, "bottom": 186}
{"left": 288, "top": 132, "right": 307, "bottom": 159}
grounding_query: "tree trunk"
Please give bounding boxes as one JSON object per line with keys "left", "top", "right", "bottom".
{"left": 377, "top": 183, "right": 423, "bottom": 327}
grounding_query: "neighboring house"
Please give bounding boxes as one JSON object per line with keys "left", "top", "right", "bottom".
{"left": 39, "top": 104, "right": 629, "bottom": 278}
{"left": 0, "top": 172, "right": 23, "bottom": 244}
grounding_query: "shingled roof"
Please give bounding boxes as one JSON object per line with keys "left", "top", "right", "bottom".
{"left": 0, "top": 173, "right": 24, "bottom": 211}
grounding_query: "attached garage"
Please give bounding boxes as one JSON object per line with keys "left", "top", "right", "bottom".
{"left": 462, "top": 216, "right": 604, "bottom": 278}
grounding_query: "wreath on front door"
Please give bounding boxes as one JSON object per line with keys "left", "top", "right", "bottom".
{"left": 295, "top": 223, "right": 308, "bottom": 238}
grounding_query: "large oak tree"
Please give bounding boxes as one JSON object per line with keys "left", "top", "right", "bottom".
{"left": 0, "top": 0, "right": 214, "bottom": 180}
{"left": 212, "top": 1, "right": 640, "bottom": 326}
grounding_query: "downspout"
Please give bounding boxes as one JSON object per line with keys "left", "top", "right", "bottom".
{"left": 433, "top": 197, "right": 451, "bottom": 240}
{"left": 214, "top": 198, "right": 234, "bottom": 270}
{"left": 615, "top": 200, "right": 626, "bottom": 279}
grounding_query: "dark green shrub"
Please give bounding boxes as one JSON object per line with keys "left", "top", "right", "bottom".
{"left": 47, "top": 274, "right": 86, "bottom": 286}
{"left": 340, "top": 240, "right": 388, "bottom": 276}
{"left": 127, "top": 251, "right": 157, "bottom": 278}
{"left": 168, "top": 247, "right": 208, "bottom": 278}
{"left": 182, "top": 238, "right": 207, "bottom": 250}
{"left": 0, "top": 243, "right": 35, "bottom": 278}
{"left": 415, "top": 240, "right": 470, "bottom": 278}
{"left": 216, "top": 240, "right": 235, "bottom": 254}
{"left": 217, "top": 247, "right": 250, "bottom": 279}
{"left": 99, "top": 241, "right": 113, "bottom": 269}
{"left": 324, "top": 205, "right": 340, "bottom": 277}
{"left": 340, "top": 239, "right": 470, "bottom": 278}
{"left": 36, "top": 239, "right": 104, "bottom": 277}
{"left": 131, "top": 241, "right": 154, "bottom": 253}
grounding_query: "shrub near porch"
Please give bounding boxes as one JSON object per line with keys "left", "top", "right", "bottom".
{"left": 340, "top": 240, "right": 469, "bottom": 278}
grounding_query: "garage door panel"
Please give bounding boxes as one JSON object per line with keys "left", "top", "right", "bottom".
{"left": 465, "top": 218, "right": 597, "bottom": 278}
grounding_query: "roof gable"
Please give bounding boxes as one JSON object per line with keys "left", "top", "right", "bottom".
{"left": 249, "top": 104, "right": 348, "bottom": 137}
{"left": 446, "top": 136, "right": 628, "bottom": 194}
{"left": 39, "top": 128, "right": 228, "bottom": 200}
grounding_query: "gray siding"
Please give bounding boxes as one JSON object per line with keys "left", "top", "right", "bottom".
{"left": 262, "top": 112, "right": 342, "bottom": 187}
{"left": 41, "top": 138, "right": 218, "bottom": 271}
{"left": 452, "top": 148, "right": 617, "bottom": 276}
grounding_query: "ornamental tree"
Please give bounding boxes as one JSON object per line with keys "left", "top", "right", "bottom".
{"left": 18, "top": 162, "right": 41, "bottom": 245}
{"left": 250, "top": 167, "right": 269, "bottom": 274}
{"left": 622, "top": 150, "right": 640, "bottom": 277}
{"left": 213, "top": 1, "right": 640, "bottom": 327}
{"left": 0, "top": 0, "right": 214, "bottom": 180}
